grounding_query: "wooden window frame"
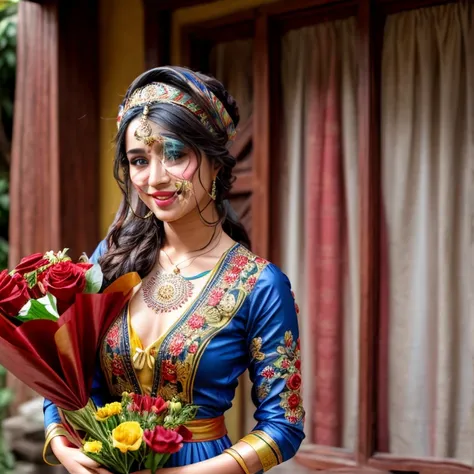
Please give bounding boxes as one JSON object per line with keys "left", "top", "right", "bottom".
{"left": 144, "top": 0, "right": 472, "bottom": 472}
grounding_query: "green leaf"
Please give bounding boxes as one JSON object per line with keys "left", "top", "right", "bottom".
{"left": 84, "top": 263, "right": 103, "bottom": 294}
{"left": 4, "top": 50, "right": 14, "bottom": 67}
{"left": 0, "top": 389, "right": 13, "bottom": 410}
{"left": 37, "top": 293, "right": 58, "bottom": 316}
{"left": 17, "top": 298, "right": 59, "bottom": 322}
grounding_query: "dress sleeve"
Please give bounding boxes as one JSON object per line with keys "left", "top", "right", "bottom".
{"left": 42, "top": 240, "right": 108, "bottom": 465}
{"left": 237, "top": 264, "right": 305, "bottom": 471}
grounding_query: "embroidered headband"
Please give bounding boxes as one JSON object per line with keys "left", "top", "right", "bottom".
{"left": 117, "top": 82, "right": 236, "bottom": 143}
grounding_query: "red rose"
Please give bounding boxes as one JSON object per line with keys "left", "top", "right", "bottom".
{"left": 0, "top": 270, "right": 30, "bottom": 318}
{"left": 286, "top": 373, "right": 302, "bottom": 391}
{"left": 144, "top": 426, "right": 183, "bottom": 454}
{"left": 162, "top": 360, "right": 177, "bottom": 383}
{"left": 295, "top": 359, "right": 301, "bottom": 371}
{"left": 287, "top": 393, "right": 300, "bottom": 409}
{"left": 176, "top": 425, "right": 193, "bottom": 442}
{"left": 42, "top": 261, "right": 92, "bottom": 313}
{"left": 130, "top": 393, "right": 167, "bottom": 415}
{"left": 14, "top": 253, "right": 49, "bottom": 276}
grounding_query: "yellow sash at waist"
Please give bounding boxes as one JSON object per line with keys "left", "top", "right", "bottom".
{"left": 185, "top": 415, "right": 227, "bottom": 442}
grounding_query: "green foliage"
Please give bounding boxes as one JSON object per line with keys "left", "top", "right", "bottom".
{"left": 0, "top": 3, "right": 16, "bottom": 470}
{"left": 0, "top": 0, "right": 17, "bottom": 138}
{"left": 0, "top": 365, "right": 14, "bottom": 473}
{"left": 0, "top": 0, "right": 17, "bottom": 270}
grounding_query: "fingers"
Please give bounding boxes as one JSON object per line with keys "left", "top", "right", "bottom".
{"left": 75, "top": 454, "right": 102, "bottom": 469}
{"left": 94, "top": 469, "right": 114, "bottom": 474}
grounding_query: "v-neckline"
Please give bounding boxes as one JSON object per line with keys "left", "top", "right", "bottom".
{"left": 127, "top": 242, "right": 240, "bottom": 353}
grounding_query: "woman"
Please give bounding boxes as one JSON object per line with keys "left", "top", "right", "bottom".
{"left": 43, "top": 66, "right": 304, "bottom": 474}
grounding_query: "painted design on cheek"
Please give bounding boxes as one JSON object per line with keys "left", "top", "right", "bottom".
{"left": 162, "top": 137, "right": 186, "bottom": 164}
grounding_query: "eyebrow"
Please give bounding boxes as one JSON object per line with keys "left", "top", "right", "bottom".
{"left": 126, "top": 148, "right": 147, "bottom": 155}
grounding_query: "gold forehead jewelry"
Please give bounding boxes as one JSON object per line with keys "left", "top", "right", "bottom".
{"left": 134, "top": 105, "right": 163, "bottom": 146}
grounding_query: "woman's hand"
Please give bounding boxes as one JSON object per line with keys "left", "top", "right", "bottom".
{"left": 51, "top": 436, "right": 113, "bottom": 474}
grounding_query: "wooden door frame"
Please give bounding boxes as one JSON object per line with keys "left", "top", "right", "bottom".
{"left": 146, "top": 1, "right": 472, "bottom": 473}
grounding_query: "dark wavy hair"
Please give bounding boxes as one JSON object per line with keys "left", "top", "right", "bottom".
{"left": 99, "top": 66, "right": 250, "bottom": 283}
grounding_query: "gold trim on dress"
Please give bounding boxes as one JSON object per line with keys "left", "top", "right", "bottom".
{"left": 185, "top": 415, "right": 227, "bottom": 442}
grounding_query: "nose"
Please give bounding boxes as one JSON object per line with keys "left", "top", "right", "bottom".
{"left": 147, "top": 157, "right": 170, "bottom": 188}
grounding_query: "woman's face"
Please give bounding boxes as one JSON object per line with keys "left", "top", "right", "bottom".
{"left": 125, "top": 118, "right": 215, "bottom": 223}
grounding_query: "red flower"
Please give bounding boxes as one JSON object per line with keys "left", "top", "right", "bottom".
{"left": 245, "top": 276, "right": 257, "bottom": 290}
{"left": 295, "top": 303, "right": 300, "bottom": 315}
{"left": 224, "top": 271, "right": 240, "bottom": 285}
{"left": 287, "top": 414, "right": 299, "bottom": 424}
{"left": 42, "top": 261, "right": 92, "bottom": 313}
{"left": 14, "top": 253, "right": 49, "bottom": 276}
{"left": 106, "top": 325, "right": 120, "bottom": 349}
{"left": 130, "top": 393, "right": 167, "bottom": 415}
{"left": 188, "top": 342, "right": 198, "bottom": 354}
{"left": 255, "top": 257, "right": 267, "bottom": 265}
{"left": 296, "top": 338, "right": 300, "bottom": 350}
{"left": 162, "top": 360, "right": 177, "bottom": 383}
{"left": 261, "top": 366, "right": 275, "bottom": 379}
{"left": 111, "top": 354, "right": 125, "bottom": 377}
{"left": 231, "top": 255, "right": 249, "bottom": 268}
{"left": 281, "top": 359, "right": 290, "bottom": 369}
{"left": 169, "top": 333, "right": 185, "bottom": 357}
{"left": 176, "top": 425, "right": 193, "bottom": 442}
{"left": 294, "top": 359, "right": 301, "bottom": 371}
{"left": 286, "top": 373, "right": 302, "bottom": 391}
{"left": 287, "top": 393, "right": 300, "bottom": 409}
{"left": 144, "top": 426, "right": 184, "bottom": 454}
{"left": 0, "top": 270, "right": 30, "bottom": 318}
{"left": 188, "top": 314, "right": 205, "bottom": 330}
{"left": 208, "top": 288, "right": 225, "bottom": 307}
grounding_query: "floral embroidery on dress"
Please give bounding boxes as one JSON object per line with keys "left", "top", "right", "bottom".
{"left": 100, "top": 313, "right": 137, "bottom": 396}
{"left": 254, "top": 330, "right": 304, "bottom": 424}
{"left": 155, "top": 246, "right": 268, "bottom": 403}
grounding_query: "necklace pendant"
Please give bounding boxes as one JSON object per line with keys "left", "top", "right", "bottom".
{"left": 173, "top": 267, "right": 180, "bottom": 275}
{"left": 143, "top": 270, "right": 194, "bottom": 314}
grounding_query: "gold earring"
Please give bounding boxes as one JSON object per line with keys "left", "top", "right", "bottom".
{"left": 126, "top": 198, "right": 153, "bottom": 219}
{"left": 210, "top": 179, "right": 217, "bottom": 201}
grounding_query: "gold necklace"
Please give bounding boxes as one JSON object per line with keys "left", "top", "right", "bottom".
{"left": 142, "top": 233, "right": 222, "bottom": 314}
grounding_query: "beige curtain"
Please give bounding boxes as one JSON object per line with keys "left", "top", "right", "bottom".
{"left": 210, "top": 39, "right": 253, "bottom": 123}
{"left": 280, "top": 17, "right": 359, "bottom": 448}
{"left": 382, "top": 3, "right": 473, "bottom": 462}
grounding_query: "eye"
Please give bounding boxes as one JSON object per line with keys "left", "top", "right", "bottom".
{"left": 130, "top": 157, "right": 148, "bottom": 167}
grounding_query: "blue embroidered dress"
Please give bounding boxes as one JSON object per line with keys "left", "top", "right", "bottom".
{"left": 43, "top": 243, "right": 305, "bottom": 470}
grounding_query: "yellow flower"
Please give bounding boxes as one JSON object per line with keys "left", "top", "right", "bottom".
{"left": 95, "top": 402, "right": 122, "bottom": 421}
{"left": 83, "top": 440, "right": 103, "bottom": 454}
{"left": 169, "top": 401, "right": 182, "bottom": 412}
{"left": 112, "top": 422, "right": 143, "bottom": 454}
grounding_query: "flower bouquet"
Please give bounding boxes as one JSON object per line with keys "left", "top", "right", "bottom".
{"left": 64, "top": 393, "right": 197, "bottom": 473}
{"left": 0, "top": 249, "right": 199, "bottom": 473}
{"left": 0, "top": 249, "right": 135, "bottom": 409}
